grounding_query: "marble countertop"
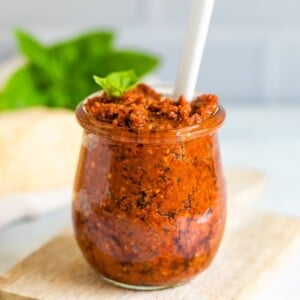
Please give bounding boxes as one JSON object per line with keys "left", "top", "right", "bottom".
{"left": 1, "top": 106, "right": 300, "bottom": 299}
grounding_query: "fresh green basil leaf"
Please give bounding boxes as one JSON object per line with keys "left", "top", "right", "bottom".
{"left": 93, "top": 70, "right": 138, "bottom": 97}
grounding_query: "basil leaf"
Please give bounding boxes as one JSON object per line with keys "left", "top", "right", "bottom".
{"left": 15, "top": 30, "right": 48, "bottom": 67}
{"left": 0, "top": 66, "right": 47, "bottom": 110}
{"left": 0, "top": 30, "right": 160, "bottom": 111}
{"left": 93, "top": 70, "right": 138, "bottom": 97}
{"left": 101, "top": 51, "right": 160, "bottom": 77}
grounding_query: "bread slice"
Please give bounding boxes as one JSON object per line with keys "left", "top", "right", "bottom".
{"left": 0, "top": 108, "right": 82, "bottom": 195}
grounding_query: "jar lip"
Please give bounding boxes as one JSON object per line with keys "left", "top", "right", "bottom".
{"left": 76, "top": 85, "right": 225, "bottom": 143}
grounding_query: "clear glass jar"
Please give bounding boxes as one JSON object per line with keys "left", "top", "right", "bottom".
{"left": 72, "top": 88, "right": 226, "bottom": 290}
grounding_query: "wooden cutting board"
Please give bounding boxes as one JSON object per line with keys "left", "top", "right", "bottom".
{"left": 0, "top": 169, "right": 300, "bottom": 300}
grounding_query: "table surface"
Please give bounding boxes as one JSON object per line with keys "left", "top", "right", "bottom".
{"left": 1, "top": 106, "right": 300, "bottom": 299}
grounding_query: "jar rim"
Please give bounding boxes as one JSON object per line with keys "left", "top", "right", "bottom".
{"left": 76, "top": 85, "right": 225, "bottom": 144}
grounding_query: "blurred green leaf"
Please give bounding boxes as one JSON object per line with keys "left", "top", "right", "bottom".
{"left": 15, "top": 29, "right": 48, "bottom": 68}
{"left": 0, "top": 66, "right": 47, "bottom": 110}
{"left": 101, "top": 51, "right": 160, "bottom": 77}
{"left": 0, "top": 30, "right": 160, "bottom": 111}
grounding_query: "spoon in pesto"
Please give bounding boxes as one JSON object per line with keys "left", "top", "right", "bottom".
{"left": 174, "top": 0, "right": 215, "bottom": 101}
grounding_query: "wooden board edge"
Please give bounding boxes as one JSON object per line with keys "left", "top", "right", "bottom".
{"left": 0, "top": 234, "right": 67, "bottom": 291}
{"left": 0, "top": 289, "right": 38, "bottom": 300}
{"left": 238, "top": 214, "right": 300, "bottom": 300}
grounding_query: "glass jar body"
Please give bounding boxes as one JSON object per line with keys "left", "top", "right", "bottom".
{"left": 72, "top": 116, "right": 226, "bottom": 289}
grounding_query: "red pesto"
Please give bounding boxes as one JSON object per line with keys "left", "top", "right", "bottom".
{"left": 84, "top": 84, "right": 218, "bottom": 130}
{"left": 73, "top": 84, "right": 226, "bottom": 288}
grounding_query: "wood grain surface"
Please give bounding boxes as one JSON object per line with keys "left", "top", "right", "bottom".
{"left": 1, "top": 169, "right": 299, "bottom": 300}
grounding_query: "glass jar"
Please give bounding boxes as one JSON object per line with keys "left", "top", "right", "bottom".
{"left": 72, "top": 87, "right": 226, "bottom": 290}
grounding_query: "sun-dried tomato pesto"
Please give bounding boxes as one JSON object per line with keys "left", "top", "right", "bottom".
{"left": 73, "top": 84, "right": 226, "bottom": 289}
{"left": 85, "top": 84, "right": 218, "bottom": 130}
